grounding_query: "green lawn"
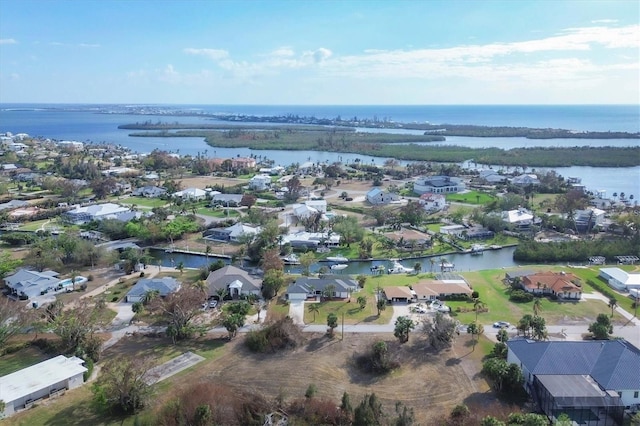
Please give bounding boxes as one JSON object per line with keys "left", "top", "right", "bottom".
{"left": 118, "top": 196, "right": 168, "bottom": 209}
{"left": 446, "top": 191, "right": 496, "bottom": 205}
{"left": 303, "top": 293, "right": 393, "bottom": 325}
{"left": 0, "top": 346, "right": 50, "bottom": 376}
{"left": 196, "top": 207, "right": 240, "bottom": 218}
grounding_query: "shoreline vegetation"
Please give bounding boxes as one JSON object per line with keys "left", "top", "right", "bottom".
{"left": 120, "top": 123, "right": 640, "bottom": 167}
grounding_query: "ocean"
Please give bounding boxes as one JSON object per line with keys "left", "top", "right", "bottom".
{"left": 0, "top": 104, "right": 638, "bottom": 198}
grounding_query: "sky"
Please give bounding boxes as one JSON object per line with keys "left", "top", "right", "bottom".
{"left": 0, "top": 0, "right": 639, "bottom": 105}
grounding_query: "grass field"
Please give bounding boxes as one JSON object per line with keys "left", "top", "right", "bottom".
{"left": 0, "top": 346, "right": 50, "bottom": 376}
{"left": 302, "top": 293, "right": 393, "bottom": 325}
{"left": 446, "top": 191, "right": 497, "bottom": 205}
{"left": 196, "top": 207, "right": 240, "bottom": 218}
{"left": 117, "top": 196, "right": 168, "bottom": 209}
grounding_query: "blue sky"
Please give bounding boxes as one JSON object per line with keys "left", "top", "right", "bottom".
{"left": 0, "top": 0, "right": 638, "bottom": 104}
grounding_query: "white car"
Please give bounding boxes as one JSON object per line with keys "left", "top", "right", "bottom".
{"left": 493, "top": 321, "right": 510, "bottom": 328}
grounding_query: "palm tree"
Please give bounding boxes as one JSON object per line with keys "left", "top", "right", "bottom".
{"left": 429, "top": 257, "right": 436, "bottom": 273}
{"left": 142, "top": 289, "right": 160, "bottom": 306}
{"left": 192, "top": 280, "right": 208, "bottom": 296}
{"left": 533, "top": 298, "right": 542, "bottom": 317}
{"left": 609, "top": 296, "right": 618, "bottom": 317}
{"left": 216, "top": 287, "right": 228, "bottom": 302}
{"left": 414, "top": 262, "right": 422, "bottom": 275}
{"left": 205, "top": 244, "right": 211, "bottom": 266}
{"left": 176, "top": 261, "right": 185, "bottom": 274}
{"left": 473, "top": 298, "right": 485, "bottom": 321}
{"left": 308, "top": 303, "right": 320, "bottom": 322}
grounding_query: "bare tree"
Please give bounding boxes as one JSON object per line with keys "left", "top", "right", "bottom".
{"left": 159, "top": 286, "right": 206, "bottom": 343}
{"left": 422, "top": 312, "right": 458, "bottom": 351}
{"left": 0, "top": 298, "right": 31, "bottom": 347}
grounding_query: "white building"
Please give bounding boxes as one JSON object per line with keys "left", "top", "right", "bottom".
{"left": 510, "top": 174, "right": 540, "bottom": 186}
{"left": 419, "top": 193, "right": 446, "bottom": 212}
{"left": 62, "top": 203, "right": 132, "bottom": 225}
{"left": 293, "top": 199, "right": 327, "bottom": 219}
{"left": 440, "top": 224, "right": 466, "bottom": 238}
{"left": 366, "top": 188, "right": 400, "bottom": 205}
{"left": 501, "top": 208, "right": 534, "bottom": 227}
{"left": 249, "top": 174, "right": 272, "bottom": 191}
{"left": 599, "top": 267, "right": 640, "bottom": 291}
{"left": 173, "top": 187, "right": 207, "bottom": 200}
{"left": 574, "top": 207, "right": 606, "bottom": 231}
{"left": 414, "top": 175, "right": 464, "bottom": 195}
{"left": 0, "top": 355, "right": 87, "bottom": 418}
{"left": 58, "top": 140, "right": 84, "bottom": 151}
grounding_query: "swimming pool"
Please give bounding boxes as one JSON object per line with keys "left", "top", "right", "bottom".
{"left": 57, "top": 276, "right": 88, "bottom": 288}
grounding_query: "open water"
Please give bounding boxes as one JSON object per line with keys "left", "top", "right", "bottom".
{"left": 0, "top": 104, "right": 638, "bottom": 197}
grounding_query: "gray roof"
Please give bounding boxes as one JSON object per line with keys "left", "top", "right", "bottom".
{"left": 212, "top": 193, "right": 243, "bottom": 202}
{"left": 127, "top": 277, "right": 181, "bottom": 298}
{"left": 288, "top": 276, "right": 359, "bottom": 295}
{"left": 507, "top": 339, "right": 640, "bottom": 391}
{"left": 205, "top": 265, "right": 261, "bottom": 294}
{"left": 505, "top": 270, "right": 536, "bottom": 280}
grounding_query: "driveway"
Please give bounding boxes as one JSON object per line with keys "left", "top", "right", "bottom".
{"left": 110, "top": 302, "right": 136, "bottom": 329}
{"left": 288, "top": 300, "right": 305, "bottom": 325}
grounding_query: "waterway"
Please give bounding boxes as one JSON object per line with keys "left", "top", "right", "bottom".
{"left": 149, "top": 245, "right": 523, "bottom": 275}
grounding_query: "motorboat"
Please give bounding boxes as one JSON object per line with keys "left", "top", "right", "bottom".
{"left": 330, "top": 264, "right": 348, "bottom": 271}
{"left": 470, "top": 244, "right": 485, "bottom": 255}
{"left": 326, "top": 256, "right": 349, "bottom": 263}
{"left": 387, "top": 260, "right": 414, "bottom": 274}
{"left": 282, "top": 254, "right": 300, "bottom": 265}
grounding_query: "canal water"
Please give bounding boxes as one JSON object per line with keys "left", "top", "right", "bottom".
{"left": 149, "top": 245, "right": 522, "bottom": 275}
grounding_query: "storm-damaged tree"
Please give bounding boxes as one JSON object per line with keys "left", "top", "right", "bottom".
{"left": 159, "top": 285, "right": 207, "bottom": 343}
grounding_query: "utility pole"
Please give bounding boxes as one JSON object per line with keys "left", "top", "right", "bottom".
{"left": 341, "top": 312, "right": 345, "bottom": 341}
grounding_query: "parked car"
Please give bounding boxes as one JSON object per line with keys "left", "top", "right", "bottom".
{"left": 208, "top": 300, "right": 218, "bottom": 308}
{"left": 493, "top": 321, "right": 510, "bottom": 328}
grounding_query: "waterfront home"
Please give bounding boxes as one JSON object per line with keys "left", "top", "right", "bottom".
{"left": 412, "top": 280, "right": 472, "bottom": 301}
{"left": 125, "top": 277, "right": 181, "bottom": 303}
{"left": 203, "top": 223, "right": 261, "bottom": 243}
{"left": 500, "top": 207, "right": 535, "bottom": 229}
{"left": 282, "top": 231, "right": 341, "bottom": 250}
{"left": 414, "top": 175, "right": 465, "bottom": 195}
{"left": 205, "top": 265, "right": 261, "bottom": 299}
{"left": 574, "top": 207, "right": 606, "bottom": 232}
{"left": 132, "top": 185, "right": 166, "bottom": 198}
{"left": 366, "top": 187, "right": 400, "bottom": 205}
{"left": 510, "top": 173, "right": 540, "bottom": 186}
{"left": 286, "top": 275, "right": 359, "bottom": 301}
{"left": 520, "top": 271, "right": 582, "bottom": 300}
{"left": 293, "top": 199, "right": 327, "bottom": 219}
{"left": 507, "top": 339, "right": 640, "bottom": 423}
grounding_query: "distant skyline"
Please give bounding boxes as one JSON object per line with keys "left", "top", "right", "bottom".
{"left": 0, "top": 0, "right": 638, "bottom": 105}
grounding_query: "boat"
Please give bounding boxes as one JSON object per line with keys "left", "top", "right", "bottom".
{"left": 326, "top": 256, "right": 349, "bottom": 263}
{"left": 440, "top": 262, "right": 455, "bottom": 271}
{"left": 330, "top": 264, "right": 348, "bottom": 271}
{"left": 470, "top": 244, "right": 485, "bottom": 255}
{"left": 387, "top": 260, "right": 414, "bottom": 274}
{"left": 282, "top": 254, "right": 300, "bottom": 265}
{"left": 489, "top": 245, "right": 502, "bottom": 250}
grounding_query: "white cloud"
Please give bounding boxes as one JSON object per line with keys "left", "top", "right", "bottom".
{"left": 0, "top": 38, "right": 17, "bottom": 45}
{"left": 591, "top": 19, "right": 618, "bottom": 24}
{"left": 183, "top": 48, "right": 229, "bottom": 60}
{"left": 270, "top": 47, "right": 295, "bottom": 57}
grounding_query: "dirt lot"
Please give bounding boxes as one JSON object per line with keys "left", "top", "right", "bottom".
{"left": 178, "top": 175, "right": 247, "bottom": 189}
{"left": 143, "top": 332, "right": 493, "bottom": 424}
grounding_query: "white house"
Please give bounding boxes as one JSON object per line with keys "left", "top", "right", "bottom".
{"left": 439, "top": 224, "right": 466, "bottom": 238}
{"left": 173, "top": 187, "right": 207, "bottom": 200}
{"left": 501, "top": 208, "right": 535, "bottom": 227}
{"left": 0, "top": 355, "right": 87, "bottom": 418}
{"left": 58, "top": 140, "right": 84, "bottom": 151}
{"left": 249, "top": 174, "right": 272, "bottom": 191}
{"left": 419, "top": 193, "right": 446, "bottom": 212}
{"left": 293, "top": 199, "right": 328, "bottom": 219}
{"left": 414, "top": 175, "right": 464, "bottom": 195}
{"left": 4, "top": 269, "right": 61, "bottom": 299}
{"left": 62, "top": 203, "right": 133, "bottom": 225}
{"left": 599, "top": 268, "right": 640, "bottom": 291}
{"left": 366, "top": 188, "right": 400, "bottom": 205}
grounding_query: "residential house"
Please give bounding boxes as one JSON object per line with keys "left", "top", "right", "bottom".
{"left": 205, "top": 265, "right": 261, "bottom": 299}
{"left": 520, "top": 271, "right": 582, "bottom": 299}
{"left": 4, "top": 269, "right": 61, "bottom": 299}
{"left": 419, "top": 192, "right": 446, "bottom": 212}
{"left": 132, "top": 185, "right": 166, "bottom": 198}
{"left": 203, "top": 223, "right": 261, "bottom": 243}
{"left": 287, "top": 276, "right": 359, "bottom": 301}
{"left": 510, "top": 174, "right": 540, "bottom": 186}
{"left": 293, "top": 199, "right": 327, "bottom": 219}
{"left": 599, "top": 268, "right": 640, "bottom": 291}
{"left": 125, "top": 277, "right": 181, "bottom": 303}
{"left": 507, "top": 339, "right": 640, "bottom": 424}
{"left": 58, "top": 140, "right": 84, "bottom": 151}
{"left": 440, "top": 224, "right": 467, "bottom": 238}
{"left": 231, "top": 157, "right": 256, "bottom": 169}
{"left": 172, "top": 187, "right": 207, "bottom": 201}
{"left": 412, "top": 280, "right": 472, "bottom": 301}
{"left": 0, "top": 355, "right": 87, "bottom": 418}
{"left": 478, "top": 169, "right": 508, "bottom": 184}
{"left": 211, "top": 193, "right": 243, "bottom": 207}
{"left": 574, "top": 207, "right": 606, "bottom": 232}
{"left": 383, "top": 286, "right": 414, "bottom": 303}
{"left": 414, "top": 175, "right": 464, "bottom": 195}
{"left": 0, "top": 200, "right": 29, "bottom": 211}
{"left": 248, "top": 174, "right": 272, "bottom": 191}
{"left": 465, "top": 226, "right": 495, "bottom": 240}
{"left": 366, "top": 187, "right": 400, "bottom": 205}
{"left": 62, "top": 203, "right": 133, "bottom": 225}
{"left": 501, "top": 207, "right": 536, "bottom": 229}
{"left": 297, "top": 161, "right": 315, "bottom": 175}
{"left": 282, "top": 231, "right": 341, "bottom": 250}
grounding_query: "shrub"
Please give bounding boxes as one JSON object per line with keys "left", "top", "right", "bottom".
{"left": 245, "top": 316, "right": 304, "bottom": 353}
{"left": 139, "top": 272, "right": 145, "bottom": 278}
{"left": 83, "top": 358, "right": 94, "bottom": 381}
{"left": 471, "top": 290, "right": 479, "bottom": 299}
{"left": 509, "top": 290, "right": 533, "bottom": 303}
{"left": 111, "top": 296, "right": 119, "bottom": 302}
{"left": 305, "top": 384, "right": 317, "bottom": 399}
{"left": 355, "top": 340, "right": 400, "bottom": 374}
{"left": 87, "top": 274, "right": 94, "bottom": 282}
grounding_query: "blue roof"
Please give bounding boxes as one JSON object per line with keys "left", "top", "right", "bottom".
{"left": 507, "top": 339, "right": 640, "bottom": 390}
